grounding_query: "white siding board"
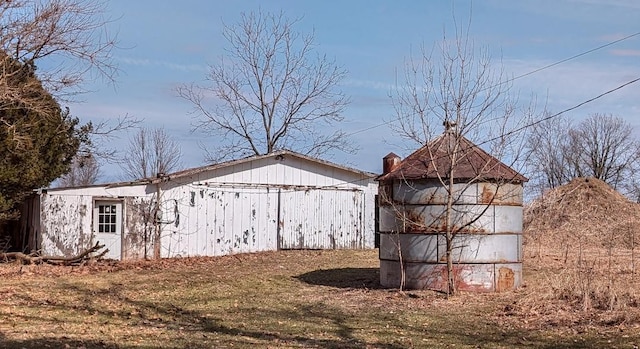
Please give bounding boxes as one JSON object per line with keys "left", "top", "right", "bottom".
{"left": 161, "top": 186, "right": 279, "bottom": 257}
{"left": 34, "top": 152, "right": 377, "bottom": 260}
{"left": 40, "top": 194, "right": 93, "bottom": 257}
{"left": 279, "top": 189, "right": 365, "bottom": 249}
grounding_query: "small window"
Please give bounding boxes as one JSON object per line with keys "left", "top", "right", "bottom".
{"left": 97, "top": 203, "right": 118, "bottom": 234}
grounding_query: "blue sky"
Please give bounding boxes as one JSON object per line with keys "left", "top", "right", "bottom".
{"left": 67, "top": 0, "right": 640, "bottom": 181}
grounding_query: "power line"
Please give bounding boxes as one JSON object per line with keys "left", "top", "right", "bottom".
{"left": 411, "top": 76, "right": 640, "bottom": 171}
{"left": 346, "top": 31, "right": 640, "bottom": 137}
{"left": 289, "top": 75, "right": 640, "bottom": 190}
{"left": 482, "top": 76, "right": 640, "bottom": 146}
{"left": 509, "top": 32, "right": 640, "bottom": 82}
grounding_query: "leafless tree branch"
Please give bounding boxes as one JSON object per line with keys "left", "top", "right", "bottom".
{"left": 120, "top": 127, "right": 182, "bottom": 180}
{"left": 387, "top": 27, "right": 532, "bottom": 295}
{"left": 178, "top": 10, "right": 351, "bottom": 162}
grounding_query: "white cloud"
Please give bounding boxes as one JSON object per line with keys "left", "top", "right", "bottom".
{"left": 568, "top": 0, "right": 640, "bottom": 10}
{"left": 342, "top": 78, "right": 394, "bottom": 91}
{"left": 610, "top": 49, "right": 640, "bottom": 57}
{"left": 117, "top": 57, "right": 207, "bottom": 72}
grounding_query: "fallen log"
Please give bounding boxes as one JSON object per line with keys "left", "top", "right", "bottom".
{"left": 0, "top": 241, "right": 108, "bottom": 265}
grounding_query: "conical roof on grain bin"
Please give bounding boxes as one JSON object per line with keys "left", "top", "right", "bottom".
{"left": 377, "top": 131, "right": 528, "bottom": 183}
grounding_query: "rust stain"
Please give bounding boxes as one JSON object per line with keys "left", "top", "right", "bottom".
{"left": 402, "top": 214, "right": 488, "bottom": 234}
{"left": 496, "top": 267, "right": 515, "bottom": 292}
{"left": 480, "top": 184, "right": 495, "bottom": 204}
{"left": 405, "top": 210, "right": 426, "bottom": 232}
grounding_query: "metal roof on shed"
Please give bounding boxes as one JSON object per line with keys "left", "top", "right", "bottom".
{"left": 155, "top": 149, "right": 377, "bottom": 184}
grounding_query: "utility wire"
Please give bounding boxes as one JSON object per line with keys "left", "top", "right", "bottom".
{"left": 327, "top": 75, "right": 640, "bottom": 189}
{"left": 346, "top": 31, "right": 640, "bottom": 137}
{"left": 509, "top": 31, "right": 640, "bottom": 83}
{"left": 190, "top": 76, "right": 640, "bottom": 193}
{"left": 484, "top": 76, "right": 640, "bottom": 145}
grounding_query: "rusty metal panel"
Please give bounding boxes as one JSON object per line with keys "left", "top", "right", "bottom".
{"left": 40, "top": 194, "right": 93, "bottom": 257}
{"left": 380, "top": 204, "right": 494, "bottom": 233}
{"left": 379, "top": 233, "right": 439, "bottom": 262}
{"left": 494, "top": 205, "right": 523, "bottom": 233}
{"left": 379, "top": 204, "right": 523, "bottom": 234}
{"left": 393, "top": 182, "right": 478, "bottom": 205}
{"left": 378, "top": 206, "right": 403, "bottom": 233}
{"left": 380, "top": 260, "right": 456, "bottom": 291}
{"left": 279, "top": 189, "right": 365, "bottom": 249}
{"left": 379, "top": 233, "right": 520, "bottom": 264}
{"left": 494, "top": 263, "right": 522, "bottom": 291}
{"left": 477, "top": 183, "right": 523, "bottom": 205}
{"left": 380, "top": 260, "right": 522, "bottom": 292}
{"left": 443, "top": 233, "right": 521, "bottom": 263}
{"left": 393, "top": 181, "right": 523, "bottom": 206}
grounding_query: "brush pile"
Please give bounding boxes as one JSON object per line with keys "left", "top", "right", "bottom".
{"left": 511, "top": 177, "right": 640, "bottom": 329}
{"left": 524, "top": 177, "right": 640, "bottom": 258}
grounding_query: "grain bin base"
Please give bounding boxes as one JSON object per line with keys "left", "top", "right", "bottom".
{"left": 379, "top": 260, "right": 522, "bottom": 292}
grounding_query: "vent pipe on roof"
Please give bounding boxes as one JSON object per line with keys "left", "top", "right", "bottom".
{"left": 444, "top": 120, "right": 458, "bottom": 134}
{"left": 382, "top": 152, "right": 401, "bottom": 174}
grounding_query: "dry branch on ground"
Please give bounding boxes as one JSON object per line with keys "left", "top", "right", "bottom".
{"left": 0, "top": 241, "right": 107, "bottom": 266}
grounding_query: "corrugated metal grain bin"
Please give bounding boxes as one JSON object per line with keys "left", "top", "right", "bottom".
{"left": 377, "top": 124, "right": 527, "bottom": 292}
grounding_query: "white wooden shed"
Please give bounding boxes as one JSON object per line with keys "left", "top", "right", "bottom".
{"left": 20, "top": 150, "right": 378, "bottom": 260}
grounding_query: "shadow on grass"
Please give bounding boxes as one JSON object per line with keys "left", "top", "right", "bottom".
{"left": 0, "top": 336, "right": 120, "bottom": 349}
{"left": 295, "top": 267, "right": 384, "bottom": 289}
{"left": 4, "top": 270, "right": 638, "bottom": 349}
{"left": 5, "top": 282, "right": 404, "bottom": 349}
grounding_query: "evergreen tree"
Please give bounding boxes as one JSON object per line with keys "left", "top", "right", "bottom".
{"left": 0, "top": 53, "right": 87, "bottom": 221}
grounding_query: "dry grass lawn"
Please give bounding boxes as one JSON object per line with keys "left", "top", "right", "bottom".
{"left": 1, "top": 249, "right": 639, "bottom": 349}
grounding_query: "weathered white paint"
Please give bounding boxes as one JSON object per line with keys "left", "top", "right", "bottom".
{"left": 279, "top": 189, "right": 365, "bottom": 249}
{"left": 39, "top": 194, "right": 93, "bottom": 257}
{"left": 24, "top": 151, "right": 378, "bottom": 260}
{"left": 160, "top": 186, "right": 279, "bottom": 257}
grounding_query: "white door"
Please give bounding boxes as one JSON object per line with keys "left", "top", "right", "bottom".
{"left": 93, "top": 201, "right": 122, "bottom": 260}
{"left": 279, "top": 189, "right": 365, "bottom": 249}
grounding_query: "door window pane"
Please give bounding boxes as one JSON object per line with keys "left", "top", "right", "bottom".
{"left": 97, "top": 204, "right": 118, "bottom": 234}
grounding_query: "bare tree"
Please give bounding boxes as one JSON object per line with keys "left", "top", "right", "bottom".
{"left": 80, "top": 115, "right": 141, "bottom": 162}
{"left": 526, "top": 113, "right": 576, "bottom": 194}
{"left": 57, "top": 154, "right": 100, "bottom": 187}
{"left": 0, "top": 0, "right": 117, "bottom": 102}
{"left": 569, "top": 114, "right": 640, "bottom": 190}
{"left": 0, "top": 0, "right": 123, "bottom": 176}
{"left": 384, "top": 27, "right": 531, "bottom": 295}
{"left": 526, "top": 113, "right": 640, "bottom": 197}
{"left": 177, "top": 10, "right": 350, "bottom": 162}
{"left": 120, "top": 127, "right": 182, "bottom": 180}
